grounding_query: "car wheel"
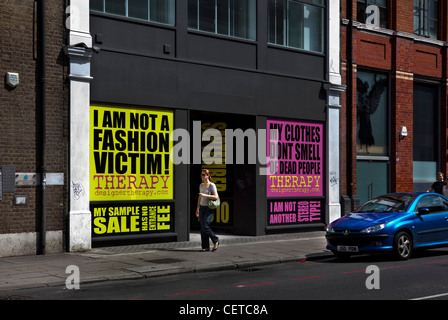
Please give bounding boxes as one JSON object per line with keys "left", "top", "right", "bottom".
{"left": 393, "top": 231, "right": 413, "bottom": 260}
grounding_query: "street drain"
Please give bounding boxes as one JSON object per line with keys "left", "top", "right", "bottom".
{"left": 239, "top": 267, "right": 263, "bottom": 272}
{"left": 144, "top": 258, "right": 184, "bottom": 264}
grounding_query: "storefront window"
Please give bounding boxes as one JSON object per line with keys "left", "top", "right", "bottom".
{"left": 413, "top": 82, "right": 439, "bottom": 181}
{"left": 90, "top": 0, "right": 175, "bottom": 25}
{"left": 188, "top": 0, "right": 257, "bottom": 40}
{"left": 356, "top": 70, "right": 389, "bottom": 155}
{"left": 268, "top": 0, "right": 324, "bottom": 53}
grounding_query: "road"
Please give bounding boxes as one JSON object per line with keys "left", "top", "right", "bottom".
{"left": 2, "top": 248, "right": 448, "bottom": 302}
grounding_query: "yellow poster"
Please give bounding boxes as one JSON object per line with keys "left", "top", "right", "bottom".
{"left": 90, "top": 105, "right": 173, "bottom": 201}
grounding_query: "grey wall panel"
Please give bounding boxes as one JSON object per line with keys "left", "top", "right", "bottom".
{"left": 91, "top": 51, "right": 326, "bottom": 121}
{"left": 90, "top": 15, "right": 176, "bottom": 59}
{"left": 185, "top": 32, "right": 257, "bottom": 69}
{"left": 90, "top": 14, "right": 326, "bottom": 122}
{"left": 266, "top": 46, "right": 325, "bottom": 80}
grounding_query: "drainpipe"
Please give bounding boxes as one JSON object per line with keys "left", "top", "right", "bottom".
{"left": 347, "top": 1, "right": 354, "bottom": 205}
{"left": 37, "top": 0, "right": 47, "bottom": 255}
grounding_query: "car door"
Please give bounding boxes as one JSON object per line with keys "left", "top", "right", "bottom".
{"left": 414, "top": 195, "right": 448, "bottom": 246}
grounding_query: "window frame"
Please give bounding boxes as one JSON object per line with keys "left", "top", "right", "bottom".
{"left": 187, "top": 0, "right": 257, "bottom": 41}
{"left": 414, "top": 0, "right": 439, "bottom": 39}
{"left": 267, "top": 0, "right": 325, "bottom": 54}
{"left": 356, "top": 69, "right": 390, "bottom": 156}
{"left": 413, "top": 81, "right": 440, "bottom": 182}
{"left": 90, "top": 0, "right": 176, "bottom": 26}
{"left": 415, "top": 194, "right": 446, "bottom": 214}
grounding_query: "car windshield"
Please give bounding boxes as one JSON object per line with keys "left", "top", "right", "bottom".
{"left": 355, "top": 194, "right": 417, "bottom": 213}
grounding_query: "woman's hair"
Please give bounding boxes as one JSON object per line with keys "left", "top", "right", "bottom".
{"left": 202, "top": 169, "right": 213, "bottom": 182}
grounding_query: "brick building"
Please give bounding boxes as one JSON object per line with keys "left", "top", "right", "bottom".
{"left": 340, "top": 0, "right": 448, "bottom": 212}
{"left": 0, "top": 1, "right": 68, "bottom": 256}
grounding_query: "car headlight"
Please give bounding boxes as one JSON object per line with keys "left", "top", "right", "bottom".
{"left": 326, "top": 225, "right": 335, "bottom": 233}
{"left": 360, "top": 223, "right": 386, "bottom": 234}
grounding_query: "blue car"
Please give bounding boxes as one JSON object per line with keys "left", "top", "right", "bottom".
{"left": 326, "top": 192, "right": 448, "bottom": 260}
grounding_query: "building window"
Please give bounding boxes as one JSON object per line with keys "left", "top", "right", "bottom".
{"left": 357, "top": 0, "right": 388, "bottom": 28}
{"left": 413, "top": 82, "right": 439, "bottom": 182}
{"left": 268, "top": 0, "right": 324, "bottom": 53}
{"left": 356, "top": 70, "right": 389, "bottom": 155}
{"left": 90, "top": 0, "right": 175, "bottom": 25}
{"left": 414, "top": 0, "right": 438, "bottom": 39}
{"left": 188, "top": 0, "right": 256, "bottom": 40}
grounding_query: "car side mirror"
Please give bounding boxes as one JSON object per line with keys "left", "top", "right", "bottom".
{"left": 418, "top": 207, "right": 430, "bottom": 215}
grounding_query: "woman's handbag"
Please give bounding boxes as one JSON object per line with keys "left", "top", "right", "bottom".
{"left": 208, "top": 196, "right": 221, "bottom": 209}
{"left": 208, "top": 185, "right": 221, "bottom": 209}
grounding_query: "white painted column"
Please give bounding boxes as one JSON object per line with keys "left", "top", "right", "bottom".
{"left": 65, "top": 0, "right": 93, "bottom": 251}
{"left": 326, "top": 88, "right": 344, "bottom": 224}
{"left": 326, "top": 0, "right": 345, "bottom": 224}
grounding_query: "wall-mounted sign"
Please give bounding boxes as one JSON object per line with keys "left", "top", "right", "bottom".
{"left": 267, "top": 199, "right": 324, "bottom": 226}
{"left": 90, "top": 105, "right": 174, "bottom": 202}
{"left": 91, "top": 202, "right": 174, "bottom": 237}
{"left": 266, "top": 119, "right": 323, "bottom": 198}
{"left": 6, "top": 72, "right": 19, "bottom": 88}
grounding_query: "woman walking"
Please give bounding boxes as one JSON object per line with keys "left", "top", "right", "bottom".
{"left": 196, "top": 169, "right": 220, "bottom": 251}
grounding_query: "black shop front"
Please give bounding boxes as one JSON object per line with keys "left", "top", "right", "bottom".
{"left": 88, "top": 2, "right": 329, "bottom": 246}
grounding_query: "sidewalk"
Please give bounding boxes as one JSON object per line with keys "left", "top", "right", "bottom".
{"left": 0, "top": 231, "right": 329, "bottom": 293}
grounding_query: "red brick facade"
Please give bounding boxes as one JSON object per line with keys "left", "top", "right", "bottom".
{"left": 341, "top": 0, "right": 448, "bottom": 212}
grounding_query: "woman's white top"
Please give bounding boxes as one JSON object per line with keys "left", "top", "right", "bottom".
{"left": 199, "top": 182, "right": 217, "bottom": 206}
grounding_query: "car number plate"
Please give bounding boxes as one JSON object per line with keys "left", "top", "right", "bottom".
{"left": 337, "top": 245, "right": 358, "bottom": 252}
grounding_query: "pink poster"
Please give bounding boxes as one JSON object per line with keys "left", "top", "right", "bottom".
{"left": 266, "top": 119, "right": 323, "bottom": 197}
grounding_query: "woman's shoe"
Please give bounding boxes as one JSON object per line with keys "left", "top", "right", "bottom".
{"left": 212, "top": 242, "right": 219, "bottom": 251}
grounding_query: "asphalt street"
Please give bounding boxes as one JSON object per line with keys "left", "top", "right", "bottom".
{"left": 5, "top": 247, "right": 448, "bottom": 301}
